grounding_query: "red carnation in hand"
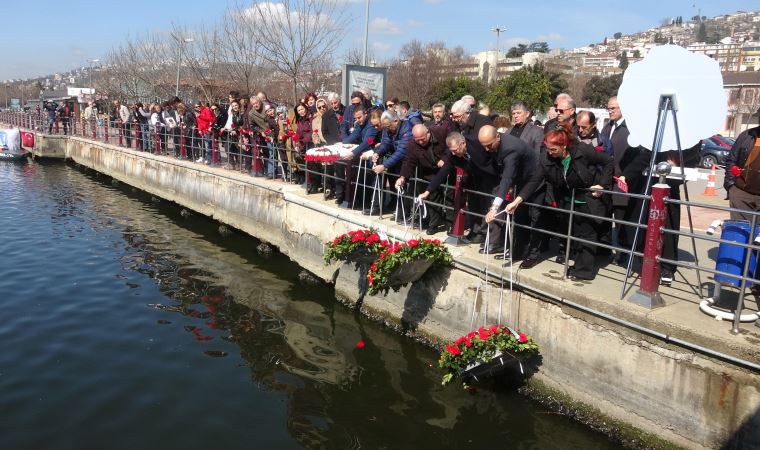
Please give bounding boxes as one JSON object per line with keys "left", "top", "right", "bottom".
{"left": 294, "top": 133, "right": 301, "bottom": 141}
{"left": 518, "top": 332, "right": 528, "bottom": 343}
{"left": 730, "top": 165, "right": 743, "bottom": 177}
{"left": 337, "top": 114, "right": 343, "bottom": 122}
{"left": 285, "top": 118, "right": 291, "bottom": 125}
{"left": 356, "top": 340, "right": 365, "bottom": 349}
{"left": 264, "top": 128, "right": 272, "bottom": 134}
{"left": 550, "top": 201, "right": 558, "bottom": 208}
{"left": 367, "top": 137, "right": 374, "bottom": 145}
{"left": 281, "top": 133, "right": 288, "bottom": 141}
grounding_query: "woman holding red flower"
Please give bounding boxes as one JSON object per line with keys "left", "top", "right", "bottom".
{"left": 293, "top": 103, "right": 313, "bottom": 187}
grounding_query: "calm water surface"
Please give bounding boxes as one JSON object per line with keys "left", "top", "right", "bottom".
{"left": 0, "top": 161, "right": 619, "bottom": 449}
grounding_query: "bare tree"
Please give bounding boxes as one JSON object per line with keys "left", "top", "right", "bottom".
{"left": 343, "top": 45, "right": 375, "bottom": 66}
{"left": 217, "top": 4, "right": 266, "bottom": 96}
{"left": 250, "top": 0, "right": 351, "bottom": 104}
{"left": 175, "top": 24, "right": 230, "bottom": 103}
{"left": 387, "top": 40, "right": 469, "bottom": 108}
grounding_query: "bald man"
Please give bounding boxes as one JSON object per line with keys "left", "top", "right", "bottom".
{"left": 396, "top": 124, "right": 450, "bottom": 234}
{"left": 478, "top": 125, "right": 542, "bottom": 261}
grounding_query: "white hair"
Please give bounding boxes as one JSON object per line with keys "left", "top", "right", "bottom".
{"left": 460, "top": 95, "right": 476, "bottom": 106}
{"left": 451, "top": 100, "right": 472, "bottom": 115}
{"left": 327, "top": 92, "right": 340, "bottom": 103}
{"left": 380, "top": 109, "right": 399, "bottom": 122}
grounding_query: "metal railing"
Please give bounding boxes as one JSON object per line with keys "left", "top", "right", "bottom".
{"left": 6, "top": 109, "right": 760, "bottom": 338}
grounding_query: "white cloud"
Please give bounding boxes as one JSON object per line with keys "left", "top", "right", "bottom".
{"left": 406, "top": 19, "right": 423, "bottom": 28}
{"left": 537, "top": 33, "right": 563, "bottom": 42}
{"left": 369, "top": 17, "right": 401, "bottom": 35}
{"left": 371, "top": 41, "right": 393, "bottom": 53}
{"left": 423, "top": 0, "right": 443, "bottom": 4}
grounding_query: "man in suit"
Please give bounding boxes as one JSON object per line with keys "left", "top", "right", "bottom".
{"left": 479, "top": 125, "right": 540, "bottom": 261}
{"left": 543, "top": 93, "right": 574, "bottom": 134}
{"left": 600, "top": 95, "right": 643, "bottom": 264}
{"left": 509, "top": 101, "right": 543, "bottom": 154}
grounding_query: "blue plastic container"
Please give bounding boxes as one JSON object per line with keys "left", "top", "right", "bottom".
{"left": 715, "top": 220, "right": 760, "bottom": 287}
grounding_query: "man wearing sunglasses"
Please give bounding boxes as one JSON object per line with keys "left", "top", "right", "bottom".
{"left": 543, "top": 93, "right": 575, "bottom": 135}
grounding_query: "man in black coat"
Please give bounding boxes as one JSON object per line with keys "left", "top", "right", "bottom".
{"left": 395, "top": 124, "right": 450, "bottom": 234}
{"left": 418, "top": 131, "right": 497, "bottom": 244}
{"left": 451, "top": 99, "right": 492, "bottom": 140}
{"left": 724, "top": 109, "right": 760, "bottom": 221}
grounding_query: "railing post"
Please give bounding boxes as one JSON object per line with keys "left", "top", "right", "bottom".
{"left": 55, "top": 117, "right": 60, "bottom": 134}
{"left": 446, "top": 167, "right": 468, "bottom": 245}
{"left": 104, "top": 118, "right": 109, "bottom": 143}
{"left": 154, "top": 127, "right": 161, "bottom": 154}
{"left": 91, "top": 117, "right": 96, "bottom": 139}
{"left": 180, "top": 125, "right": 186, "bottom": 159}
{"left": 629, "top": 175, "right": 670, "bottom": 309}
{"left": 212, "top": 131, "right": 219, "bottom": 165}
{"left": 252, "top": 141, "right": 262, "bottom": 175}
{"left": 133, "top": 120, "right": 140, "bottom": 150}
{"left": 118, "top": 120, "right": 123, "bottom": 146}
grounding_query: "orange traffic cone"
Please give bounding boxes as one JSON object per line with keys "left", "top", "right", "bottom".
{"left": 703, "top": 165, "right": 717, "bottom": 196}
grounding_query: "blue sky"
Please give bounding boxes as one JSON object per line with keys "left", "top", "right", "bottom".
{"left": 3, "top": 0, "right": 757, "bottom": 81}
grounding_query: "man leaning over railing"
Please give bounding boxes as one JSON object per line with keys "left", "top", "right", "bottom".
{"left": 396, "top": 124, "right": 450, "bottom": 235}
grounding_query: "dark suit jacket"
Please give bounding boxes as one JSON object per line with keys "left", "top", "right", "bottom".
{"left": 459, "top": 112, "right": 492, "bottom": 140}
{"left": 600, "top": 119, "right": 644, "bottom": 206}
{"left": 400, "top": 127, "right": 448, "bottom": 181}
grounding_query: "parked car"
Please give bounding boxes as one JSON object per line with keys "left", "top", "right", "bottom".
{"left": 699, "top": 136, "right": 735, "bottom": 168}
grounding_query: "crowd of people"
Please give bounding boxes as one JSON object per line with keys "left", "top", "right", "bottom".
{"left": 38, "top": 88, "right": 760, "bottom": 285}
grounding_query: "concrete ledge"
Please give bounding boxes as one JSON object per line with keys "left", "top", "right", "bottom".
{"left": 37, "top": 134, "right": 760, "bottom": 448}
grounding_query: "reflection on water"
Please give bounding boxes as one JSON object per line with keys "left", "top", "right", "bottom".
{"left": 0, "top": 161, "right": 617, "bottom": 449}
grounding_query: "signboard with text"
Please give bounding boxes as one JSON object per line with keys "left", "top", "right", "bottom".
{"left": 342, "top": 65, "right": 387, "bottom": 107}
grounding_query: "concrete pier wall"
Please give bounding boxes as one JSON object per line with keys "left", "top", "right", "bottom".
{"left": 41, "top": 136, "right": 760, "bottom": 448}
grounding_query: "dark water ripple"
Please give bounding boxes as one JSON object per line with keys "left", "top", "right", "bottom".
{"left": 0, "top": 161, "right": 617, "bottom": 450}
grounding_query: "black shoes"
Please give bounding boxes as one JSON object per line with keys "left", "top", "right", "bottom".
{"left": 660, "top": 270, "right": 673, "bottom": 286}
{"left": 426, "top": 224, "right": 447, "bottom": 235}
{"left": 519, "top": 258, "right": 539, "bottom": 269}
{"left": 567, "top": 268, "right": 594, "bottom": 281}
{"left": 466, "top": 233, "right": 485, "bottom": 244}
{"left": 363, "top": 207, "right": 381, "bottom": 216}
{"left": 556, "top": 254, "right": 566, "bottom": 264}
{"left": 324, "top": 189, "right": 335, "bottom": 201}
{"left": 479, "top": 245, "right": 504, "bottom": 255}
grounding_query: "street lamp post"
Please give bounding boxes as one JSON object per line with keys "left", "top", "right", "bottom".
{"left": 5, "top": 84, "right": 9, "bottom": 109}
{"left": 492, "top": 26, "right": 506, "bottom": 56}
{"left": 362, "top": 0, "right": 370, "bottom": 66}
{"left": 173, "top": 35, "right": 194, "bottom": 97}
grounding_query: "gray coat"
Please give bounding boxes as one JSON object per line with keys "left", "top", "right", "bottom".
{"left": 508, "top": 122, "right": 543, "bottom": 155}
